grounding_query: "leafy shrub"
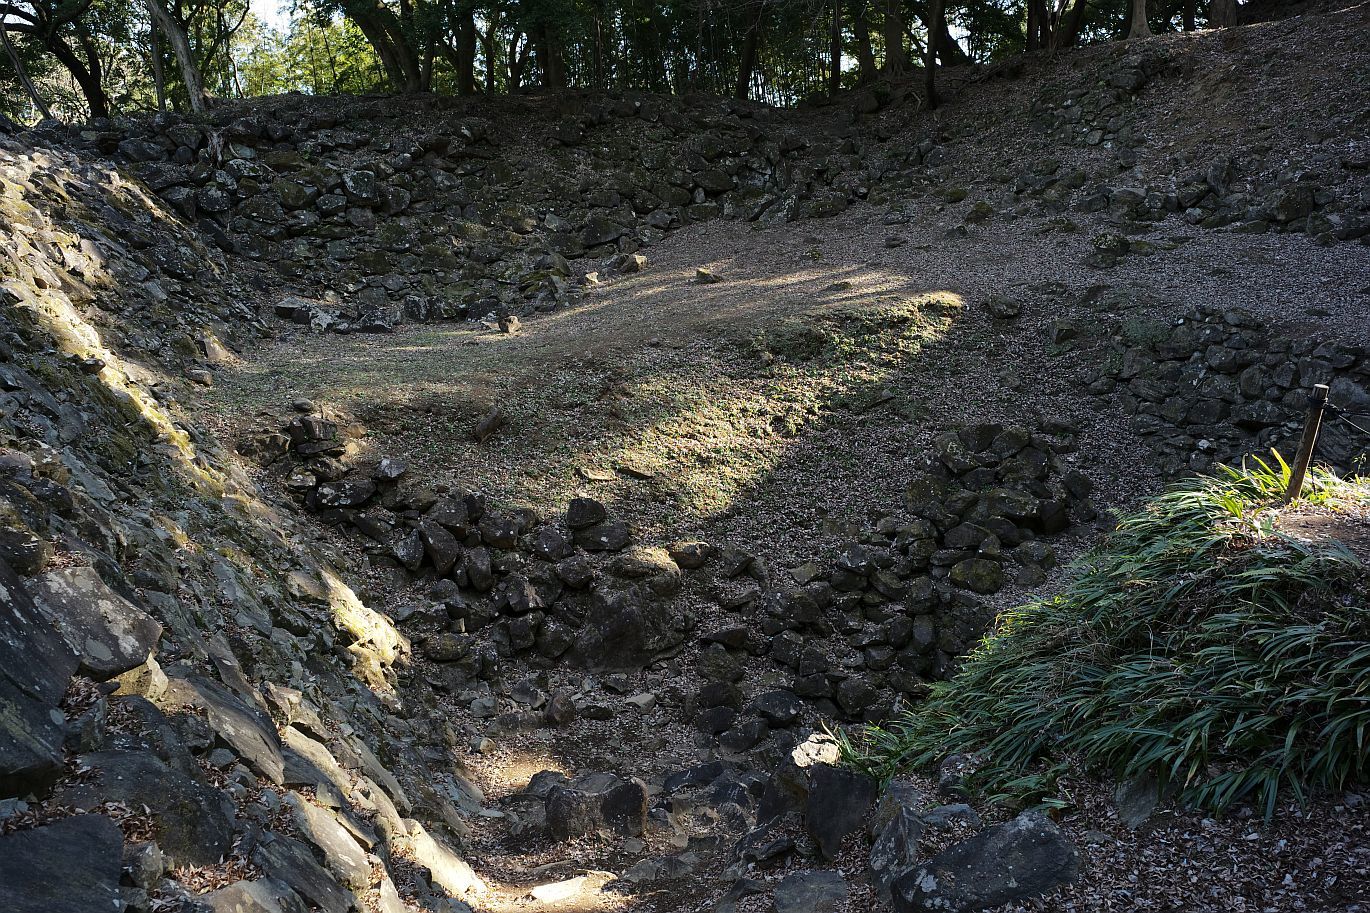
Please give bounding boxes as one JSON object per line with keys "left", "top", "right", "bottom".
{"left": 848, "top": 457, "right": 1370, "bottom": 817}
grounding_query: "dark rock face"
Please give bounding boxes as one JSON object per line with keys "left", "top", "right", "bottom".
{"left": 26, "top": 566, "right": 162, "bottom": 678}
{"left": 773, "top": 870, "right": 849, "bottom": 913}
{"left": 546, "top": 772, "right": 648, "bottom": 839}
{"left": 1091, "top": 303, "right": 1370, "bottom": 477}
{"left": 0, "top": 814, "right": 124, "bottom": 913}
{"left": 804, "top": 764, "right": 878, "bottom": 860}
{"left": 570, "top": 586, "right": 690, "bottom": 670}
{"left": 0, "top": 559, "right": 78, "bottom": 798}
{"left": 892, "top": 812, "right": 1079, "bottom": 913}
{"left": 56, "top": 751, "right": 237, "bottom": 866}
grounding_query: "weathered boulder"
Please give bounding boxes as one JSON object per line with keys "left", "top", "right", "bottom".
{"left": 804, "top": 764, "right": 878, "bottom": 859}
{"left": 0, "top": 559, "right": 77, "bottom": 797}
{"left": 892, "top": 811, "right": 1078, "bottom": 912}
{"left": 26, "top": 566, "right": 161, "bottom": 679}
{"left": 870, "top": 805, "right": 924, "bottom": 901}
{"left": 56, "top": 751, "right": 236, "bottom": 866}
{"left": 545, "top": 772, "right": 648, "bottom": 839}
{"left": 0, "top": 814, "right": 124, "bottom": 913}
{"left": 569, "top": 585, "right": 690, "bottom": 670}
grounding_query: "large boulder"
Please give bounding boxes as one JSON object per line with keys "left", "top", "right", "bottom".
{"left": 569, "top": 585, "right": 690, "bottom": 670}
{"left": 0, "top": 814, "right": 124, "bottom": 913}
{"left": 892, "top": 811, "right": 1078, "bottom": 912}
{"left": 545, "top": 772, "right": 648, "bottom": 839}
{"left": 26, "top": 566, "right": 162, "bottom": 679}
{"left": 56, "top": 751, "right": 237, "bottom": 866}
{"left": 0, "top": 559, "right": 77, "bottom": 798}
{"left": 804, "top": 764, "right": 878, "bottom": 859}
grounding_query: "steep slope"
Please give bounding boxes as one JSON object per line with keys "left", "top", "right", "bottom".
{"left": 1, "top": 127, "right": 483, "bottom": 913}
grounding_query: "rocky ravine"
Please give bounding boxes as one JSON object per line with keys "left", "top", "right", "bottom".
{"left": 3, "top": 5, "right": 1370, "bottom": 913}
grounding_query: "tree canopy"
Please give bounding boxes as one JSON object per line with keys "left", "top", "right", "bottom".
{"left": 0, "top": 0, "right": 1238, "bottom": 123}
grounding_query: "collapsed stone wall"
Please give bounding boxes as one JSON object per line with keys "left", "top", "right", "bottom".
{"left": 16, "top": 35, "right": 1358, "bottom": 344}
{"left": 1083, "top": 299, "right": 1370, "bottom": 478}
{"left": 48, "top": 92, "right": 879, "bottom": 332}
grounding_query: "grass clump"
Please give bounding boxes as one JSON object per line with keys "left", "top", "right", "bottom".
{"left": 848, "top": 457, "right": 1370, "bottom": 817}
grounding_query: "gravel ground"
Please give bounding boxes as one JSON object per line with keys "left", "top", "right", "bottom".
{"left": 199, "top": 198, "right": 1370, "bottom": 564}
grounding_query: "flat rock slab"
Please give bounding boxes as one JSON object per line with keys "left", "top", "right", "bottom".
{"left": 163, "top": 676, "right": 285, "bottom": 785}
{"left": 774, "top": 870, "right": 849, "bottom": 913}
{"left": 56, "top": 750, "right": 236, "bottom": 866}
{"left": 251, "top": 831, "right": 355, "bottom": 913}
{"left": 407, "top": 821, "right": 485, "bottom": 897}
{"left": 27, "top": 566, "right": 161, "bottom": 679}
{"left": 286, "top": 791, "right": 372, "bottom": 891}
{"left": 0, "top": 814, "right": 123, "bottom": 913}
{"left": 200, "top": 878, "right": 309, "bottom": 913}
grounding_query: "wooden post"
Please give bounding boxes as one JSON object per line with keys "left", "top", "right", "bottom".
{"left": 1283, "top": 384, "right": 1329, "bottom": 504}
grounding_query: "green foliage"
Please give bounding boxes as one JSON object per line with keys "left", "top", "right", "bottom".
{"left": 848, "top": 457, "right": 1370, "bottom": 818}
{"left": 0, "top": 0, "right": 1240, "bottom": 122}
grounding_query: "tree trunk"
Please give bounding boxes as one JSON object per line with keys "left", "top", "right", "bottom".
{"left": 936, "top": 18, "right": 970, "bottom": 64}
{"left": 378, "top": 11, "right": 423, "bottom": 90}
{"left": 882, "top": 0, "right": 908, "bottom": 74}
{"left": 538, "top": 23, "right": 566, "bottom": 89}
{"left": 43, "top": 32, "right": 110, "bottom": 119}
{"left": 340, "top": 0, "right": 421, "bottom": 91}
{"left": 0, "top": 19, "right": 52, "bottom": 120}
{"left": 1181, "top": 0, "right": 1196, "bottom": 30}
{"left": 508, "top": 33, "right": 529, "bottom": 90}
{"left": 925, "top": 0, "right": 944, "bottom": 107}
{"left": 851, "top": 0, "right": 878, "bottom": 83}
{"left": 735, "top": 1, "right": 766, "bottom": 99}
{"left": 148, "top": 19, "right": 167, "bottom": 110}
{"left": 828, "top": 0, "right": 843, "bottom": 94}
{"left": 1057, "top": 0, "right": 1090, "bottom": 47}
{"left": 1026, "top": 0, "right": 1040, "bottom": 51}
{"left": 1209, "top": 0, "right": 1237, "bottom": 27}
{"left": 454, "top": 7, "right": 476, "bottom": 94}
{"left": 145, "top": 0, "right": 207, "bottom": 113}
{"left": 594, "top": 12, "right": 605, "bottom": 88}
{"left": 480, "top": 11, "right": 499, "bottom": 91}
{"left": 1127, "top": 0, "right": 1151, "bottom": 38}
